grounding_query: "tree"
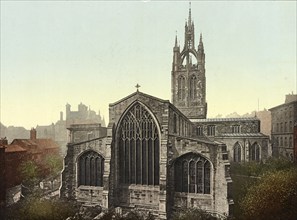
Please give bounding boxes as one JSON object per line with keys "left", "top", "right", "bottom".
{"left": 173, "top": 208, "right": 218, "bottom": 220}
{"left": 5, "top": 196, "right": 79, "bottom": 220}
{"left": 43, "top": 154, "right": 63, "bottom": 177}
{"left": 19, "top": 160, "right": 41, "bottom": 186}
{"left": 240, "top": 169, "right": 297, "bottom": 220}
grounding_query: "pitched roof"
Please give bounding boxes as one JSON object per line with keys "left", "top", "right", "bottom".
{"left": 5, "top": 144, "right": 27, "bottom": 153}
{"left": 192, "top": 117, "right": 260, "bottom": 123}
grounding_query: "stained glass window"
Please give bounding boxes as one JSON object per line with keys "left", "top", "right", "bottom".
{"left": 118, "top": 103, "right": 159, "bottom": 185}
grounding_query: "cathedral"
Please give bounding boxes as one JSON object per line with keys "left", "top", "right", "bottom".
{"left": 60, "top": 6, "right": 269, "bottom": 219}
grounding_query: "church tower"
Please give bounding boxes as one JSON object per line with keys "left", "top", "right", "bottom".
{"left": 171, "top": 4, "right": 207, "bottom": 119}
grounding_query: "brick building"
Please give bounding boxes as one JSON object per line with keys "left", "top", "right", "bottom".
{"left": 11, "top": 128, "right": 59, "bottom": 162}
{"left": 270, "top": 94, "right": 297, "bottom": 159}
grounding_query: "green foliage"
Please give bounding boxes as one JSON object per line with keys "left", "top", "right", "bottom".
{"left": 99, "top": 209, "right": 155, "bottom": 220}
{"left": 19, "top": 160, "right": 41, "bottom": 186}
{"left": 230, "top": 157, "right": 294, "bottom": 177}
{"left": 240, "top": 169, "right": 297, "bottom": 220}
{"left": 173, "top": 208, "right": 218, "bottom": 220}
{"left": 230, "top": 158, "right": 297, "bottom": 220}
{"left": 43, "top": 154, "right": 63, "bottom": 178}
{"left": 5, "top": 196, "right": 79, "bottom": 220}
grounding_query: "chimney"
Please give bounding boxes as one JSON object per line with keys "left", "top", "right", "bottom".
{"left": 0, "top": 137, "right": 8, "bottom": 145}
{"left": 60, "top": 111, "right": 63, "bottom": 121}
{"left": 30, "top": 128, "right": 37, "bottom": 140}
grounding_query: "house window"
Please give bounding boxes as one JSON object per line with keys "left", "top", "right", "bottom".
{"left": 233, "top": 142, "right": 241, "bottom": 162}
{"left": 175, "top": 153, "right": 211, "bottom": 194}
{"left": 207, "top": 125, "right": 215, "bottom": 136}
{"left": 78, "top": 151, "right": 104, "bottom": 187}
{"left": 289, "top": 136, "right": 292, "bottom": 148}
{"left": 118, "top": 103, "right": 159, "bottom": 185}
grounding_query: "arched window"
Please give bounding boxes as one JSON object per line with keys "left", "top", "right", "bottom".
{"left": 118, "top": 103, "right": 159, "bottom": 185}
{"left": 177, "top": 76, "right": 186, "bottom": 100}
{"left": 174, "top": 153, "right": 211, "bottom": 194}
{"left": 249, "top": 143, "right": 260, "bottom": 161}
{"left": 78, "top": 151, "right": 104, "bottom": 187}
{"left": 189, "top": 75, "right": 197, "bottom": 100}
{"left": 233, "top": 143, "right": 241, "bottom": 162}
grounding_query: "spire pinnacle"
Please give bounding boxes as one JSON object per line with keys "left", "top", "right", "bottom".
{"left": 175, "top": 31, "right": 178, "bottom": 47}
{"left": 200, "top": 33, "right": 203, "bottom": 43}
{"left": 188, "top": 2, "right": 192, "bottom": 25}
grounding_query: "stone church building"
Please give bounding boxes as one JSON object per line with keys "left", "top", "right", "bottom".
{"left": 60, "top": 7, "right": 268, "bottom": 219}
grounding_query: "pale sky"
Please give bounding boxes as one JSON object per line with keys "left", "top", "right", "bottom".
{"left": 1, "top": 1, "right": 296, "bottom": 129}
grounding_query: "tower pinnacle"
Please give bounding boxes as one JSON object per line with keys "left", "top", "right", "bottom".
{"left": 188, "top": 2, "right": 192, "bottom": 26}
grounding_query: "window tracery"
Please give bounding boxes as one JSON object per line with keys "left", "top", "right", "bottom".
{"left": 118, "top": 103, "right": 159, "bottom": 185}
{"left": 233, "top": 142, "right": 241, "bottom": 162}
{"left": 175, "top": 153, "right": 211, "bottom": 194}
{"left": 78, "top": 151, "right": 104, "bottom": 187}
{"left": 177, "top": 76, "right": 186, "bottom": 100}
{"left": 249, "top": 143, "right": 260, "bottom": 161}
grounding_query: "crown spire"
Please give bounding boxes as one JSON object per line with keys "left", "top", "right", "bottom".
{"left": 188, "top": 2, "right": 192, "bottom": 25}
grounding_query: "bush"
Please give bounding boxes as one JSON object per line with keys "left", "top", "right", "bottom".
{"left": 240, "top": 169, "right": 297, "bottom": 220}
{"left": 173, "top": 208, "right": 218, "bottom": 220}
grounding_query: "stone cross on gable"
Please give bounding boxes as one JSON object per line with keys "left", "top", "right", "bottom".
{"left": 135, "top": 83, "right": 141, "bottom": 92}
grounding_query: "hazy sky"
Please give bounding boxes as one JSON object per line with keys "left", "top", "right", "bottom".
{"left": 1, "top": 1, "right": 296, "bottom": 129}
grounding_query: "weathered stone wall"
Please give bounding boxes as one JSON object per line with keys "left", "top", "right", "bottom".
{"left": 167, "top": 135, "right": 230, "bottom": 217}
{"left": 215, "top": 137, "right": 269, "bottom": 162}
{"left": 108, "top": 92, "right": 169, "bottom": 219}
{"left": 60, "top": 137, "right": 110, "bottom": 208}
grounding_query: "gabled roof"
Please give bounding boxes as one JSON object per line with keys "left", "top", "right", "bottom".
{"left": 11, "top": 138, "right": 59, "bottom": 151}
{"left": 109, "top": 91, "right": 170, "bottom": 107}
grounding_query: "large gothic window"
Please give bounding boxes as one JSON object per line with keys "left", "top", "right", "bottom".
{"left": 177, "top": 76, "right": 186, "bottom": 100}
{"left": 249, "top": 143, "right": 260, "bottom": 161}
{"left": 118, "top": 103, "right": 159, "bottom": 185}
{"left": 189, "top": 75, "right": 197, "bottom": 100}
{"left": 175, "top": 153, "right": 211, "bottom": 194}
{"left": 233, "top": 142, "right": 242, "bottom": 162}
{"left": 78, "top": 151, "right": 104, "bottom": 187}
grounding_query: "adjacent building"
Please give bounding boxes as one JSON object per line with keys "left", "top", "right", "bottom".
{"left": 270, "top": 93, "right": 297, "bottom": 159}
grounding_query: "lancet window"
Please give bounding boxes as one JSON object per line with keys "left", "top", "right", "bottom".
{"left": 249, "top": 143, "right": 260, "bottom": 161}
{"left": 189, "top": 75, "right": 197, "bottom": 100}
{"left": 118, "top": 103, "right": 159, "bottom": 185}
{"left": 177, "top": 76, "right": 186, "bottom": 100}
{"left": 78, "top": 151, "right": 104, "bottom": 187}
{"left": 233, "top": 142, "right": 241, "bottom": 162}
{"left": 175, "top": 153, "right": 211, "bottom": 194}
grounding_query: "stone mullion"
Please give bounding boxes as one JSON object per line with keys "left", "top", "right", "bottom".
{"left": 152, "top": 122, "right": 155, "bottom": 185}
{"left": 140, "top": 121, "right": 143, "bottom": 185}
{"left": 128, "top": 121, "right": 131, "bottom": 183}
{"left": 146, "top": 121, "right": 149, "bottom": 185}
{"left": 122, "top": 137, "right": 125, "bottom": 184}
{"left": 202, "top": 161, "right": 205, "bottom": 194}
{"left": 194, "top": 160, "right": 197, "bottom": 193}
